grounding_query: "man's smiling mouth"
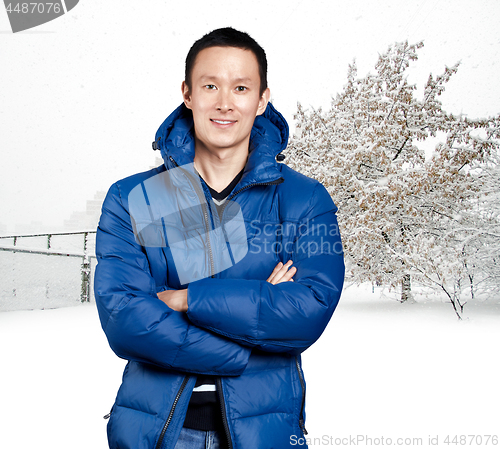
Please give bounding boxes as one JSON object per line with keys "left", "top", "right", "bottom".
{"left": 211, "top": 119, "right": 236, "bottom": 125}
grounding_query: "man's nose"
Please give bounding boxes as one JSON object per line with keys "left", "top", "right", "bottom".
{"left": 216, "top": 89, "right": 233, "bottom": 111}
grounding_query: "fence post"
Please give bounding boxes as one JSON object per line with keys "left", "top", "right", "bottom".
{"left": 1, "top": 230, "right": 97, "bottom": 308}
{"left": 80, "top": 232, "right": 91, "bottom": 302}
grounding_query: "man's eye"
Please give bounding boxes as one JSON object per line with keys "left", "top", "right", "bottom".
{"left": 205, "top": 84, "right": 217, "bottom": 90}
{"left": 236, "top": 86, "right": 247, "bottom": 92}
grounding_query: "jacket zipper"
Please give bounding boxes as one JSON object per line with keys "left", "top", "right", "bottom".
{"left": 161, "top": 162, "right": 285, "bottom": 444}
{"left": 155, "top": 376, "right": 190, "bottom": 449}
{"left": 219, "top": 177, "right": 284, "bottom": 218}
{"left": 168, "top": 156, "right": 215, "bottom": 277}
{"left": 295, "top": 357, "right": 308, "bottom": 436}
{"left": 216, "top": 378, "right": 233, "bottom": 449}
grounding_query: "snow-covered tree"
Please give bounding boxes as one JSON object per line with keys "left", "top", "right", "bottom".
{"left": 287, "top": 41, "right": 500, "bottom": 317}
{"left": 455, "top": 117, "right": 500, "bottom": 299}
{"left": 403, "top": 115, "right": 498, "bottom": 316}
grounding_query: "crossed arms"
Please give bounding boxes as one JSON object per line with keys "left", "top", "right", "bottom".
{"left": 94, "top": 181, "right": 344, "bottom": 376}
{"left": 157, "top": 260, "right": 297, "bottom": 312}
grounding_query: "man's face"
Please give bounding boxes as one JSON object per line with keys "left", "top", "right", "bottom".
{"left": 182, "top": 46, "right": 270, "bottom": 157}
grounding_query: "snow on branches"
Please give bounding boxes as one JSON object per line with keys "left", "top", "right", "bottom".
{"left": 287, "top": 41, "right": 500, "bottom": 318}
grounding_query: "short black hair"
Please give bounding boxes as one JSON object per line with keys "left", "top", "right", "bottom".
{"left": 185, "top": 27, "right": 268, "bottom": 96}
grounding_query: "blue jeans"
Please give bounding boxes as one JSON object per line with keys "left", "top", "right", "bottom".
{"left": 174, "top": 427, "right": 225, "bottom": 449}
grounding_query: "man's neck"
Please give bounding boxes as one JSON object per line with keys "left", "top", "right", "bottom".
{"left": 193, "top": 142, "right": 248, "bottom": 193}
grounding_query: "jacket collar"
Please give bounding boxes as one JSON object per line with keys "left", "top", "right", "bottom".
{"left": 154, "top": 103, "right": 289, "bottom": 188}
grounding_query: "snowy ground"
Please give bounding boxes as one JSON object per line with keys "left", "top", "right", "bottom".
{"left": 1, "top": 285, "right": 499, "bottom": 448}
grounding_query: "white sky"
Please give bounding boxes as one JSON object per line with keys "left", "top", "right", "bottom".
{"left": 1, "top": 0, "right": 499, "bottom": 233}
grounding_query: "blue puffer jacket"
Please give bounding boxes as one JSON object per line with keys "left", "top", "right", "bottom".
{"left": 94, "top": 102, "right": 344, "bottom": 449}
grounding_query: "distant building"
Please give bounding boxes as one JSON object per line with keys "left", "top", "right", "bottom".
{"left": 63, "top": 191, "right": 107, "bottom": 232}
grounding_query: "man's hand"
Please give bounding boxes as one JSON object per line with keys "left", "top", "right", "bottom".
{"left": 266, "top": 260, "right": 297, "bottom": 285}
{"left": 157, "top": 289, "right": 188, "bottom": 312}
{"left": 158, "top": 261, "right": 295, "bottom": 310}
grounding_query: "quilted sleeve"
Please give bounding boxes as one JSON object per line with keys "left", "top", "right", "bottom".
{"left": 186, "top": 182, "right": 345, "bottom": 354}
{"left": 94, "top": 182, "right": 251, "bottom": 375}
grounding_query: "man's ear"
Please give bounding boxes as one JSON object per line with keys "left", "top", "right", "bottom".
{"left": 257, "top": 88, "right": 271, "bottom": 116}
{"left": 182, "top": 81, "right": 192, "bottom": 109}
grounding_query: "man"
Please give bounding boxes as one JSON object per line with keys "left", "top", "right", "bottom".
{"left": 95, "top": 28, "right": 344, "bottom": 449}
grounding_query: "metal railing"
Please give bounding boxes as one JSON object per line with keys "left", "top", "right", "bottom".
{"left": 0, "top": 231, "right": 97, "bottom": 310}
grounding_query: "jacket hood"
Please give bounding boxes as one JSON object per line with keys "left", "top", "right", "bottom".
{"left": 153, "top": 102, "right": 289, "bottom": 185}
